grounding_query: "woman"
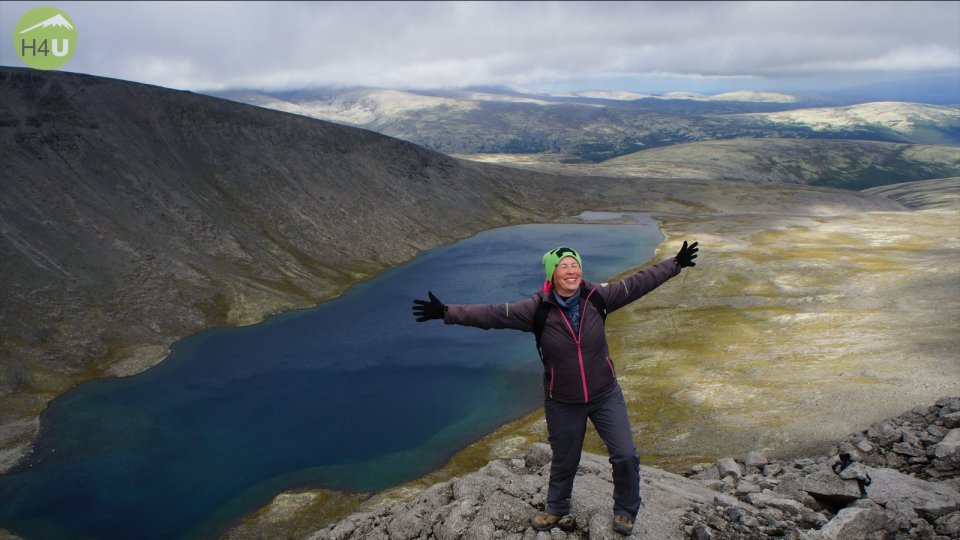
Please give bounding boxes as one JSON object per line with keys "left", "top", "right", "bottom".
{"left": 412, "top": 240, "right": 699, "bottom": 535}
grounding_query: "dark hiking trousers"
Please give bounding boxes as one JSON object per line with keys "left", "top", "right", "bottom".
{"left": 543, "top": 386, "right": 641, "bottom": 520}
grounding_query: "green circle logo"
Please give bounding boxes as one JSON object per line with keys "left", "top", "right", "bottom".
{"left": 14, "top": 6, "right": 77, "bottom": 70}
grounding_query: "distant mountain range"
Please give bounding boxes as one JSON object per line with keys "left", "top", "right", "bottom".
{"left": 211, "top": 85, "right": 960, "bottom": 166}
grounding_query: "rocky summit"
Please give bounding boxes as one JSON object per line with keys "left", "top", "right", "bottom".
{"left": 312, "top": 398, "right": 960, "bottom": 539}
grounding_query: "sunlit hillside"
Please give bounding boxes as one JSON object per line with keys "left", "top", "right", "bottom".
{"left": 455, "top": 138, "right": 960, "bottom": 189}
{"left": 741, "top": 101, "right": 960, "bottom": 144}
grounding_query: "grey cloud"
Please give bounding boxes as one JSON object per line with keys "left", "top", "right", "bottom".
{"left": 1, "top": 1, "right": 957, "bottom": 92}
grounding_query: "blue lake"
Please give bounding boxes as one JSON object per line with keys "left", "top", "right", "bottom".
{"left": 0, "top": 214, "right": 663, "bottom": 539}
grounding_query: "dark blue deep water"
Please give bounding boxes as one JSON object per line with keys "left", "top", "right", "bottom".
{"left": 0, "top": 216, "right": 662, "bottom": 539}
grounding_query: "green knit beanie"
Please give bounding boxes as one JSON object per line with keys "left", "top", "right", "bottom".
{"left": 542, "top": 246, "right": 583, "bottom": 287}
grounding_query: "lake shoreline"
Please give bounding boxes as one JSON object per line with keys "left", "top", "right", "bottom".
{"left": 0, "top": 215, "right": 666, "bottom": 540}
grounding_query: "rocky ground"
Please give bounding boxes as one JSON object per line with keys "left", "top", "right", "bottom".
{"left": 289, "top": 397, "right": 960, "bottom": 540}
{"left": 681, "top": 396, "right": 960, "bottom": 539}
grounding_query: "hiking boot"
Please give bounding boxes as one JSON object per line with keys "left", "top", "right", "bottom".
{"left": 612, "top": 514, "right": 634, "bottom": 535}
{"left": 530, "top": 512, "right": 561, "bottom": 531}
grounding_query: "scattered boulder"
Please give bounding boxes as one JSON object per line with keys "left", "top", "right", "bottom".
{"left": 312, "top": 398, "right": 960, "bottom": 539}
{"left": 312, "top": 443, "right": 720, "bottom": 539}
{"left": 933, "top": 429, "right": 960, "bottom": 472}
{"left": 865, "top": 467, "right": 960, "bottom": 522}
{"left": 716, "top": 458, "right": 743, "bottom": 480}
{"left": 818, "top": 506, "right": 896, "bottom": 540}
{"left": 798, "top": 470, "right": 863, "bottom": 507}
{"left": 682, "top": 396, "right": 960, "bottom": 539}
{"left": 745, "top": 451, "right": 769, "bottom": 470}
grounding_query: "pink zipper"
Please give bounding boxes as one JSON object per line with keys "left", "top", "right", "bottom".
{"left": 549, "top": 367, "right": 555, "bottom": 398}
{"left": 558, "top": 301, "right": 590, "bottom": 403}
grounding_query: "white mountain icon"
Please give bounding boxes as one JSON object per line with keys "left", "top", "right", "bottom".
{"left": 19, "top": 14, "right": 74, "bottom": 34}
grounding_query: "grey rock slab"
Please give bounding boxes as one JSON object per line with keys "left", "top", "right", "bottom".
{"left": 716, "top": 457, "right": 743, "bottom": 480}
{"left": 745, "top": 451, "right": 768, "bottom": 469}
{"left": 942, "top": 411, "right": 960, "bottom": 429}
{"left": 819, "top": 506, "right": 895, "bottom": 540}
{"left": 865, "top": 466, "right": 960, "bottom": 520}
{"left": 798, "top": 469, "right": 863, "bottom": 505}
{"left": 747, "top": 489, "right": 807, "bottom": 516}
{"left": 631, "top": 465, "right": 731, "bottom": 539}
{"left": 933, "top": 428, "right": 960, "bottom": 471}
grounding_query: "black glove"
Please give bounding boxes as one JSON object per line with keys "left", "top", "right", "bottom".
{"left": 675, "top": 240, "right": 699, "bottom": 268}
{"left": 412, "top": 291, "right": 446, "bottom": 322}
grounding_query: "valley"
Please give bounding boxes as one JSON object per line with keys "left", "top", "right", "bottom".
{"left": 1, "top": 66, "right": 958, "bottom": 538}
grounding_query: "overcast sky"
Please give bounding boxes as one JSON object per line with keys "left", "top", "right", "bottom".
{"left": 2, "top": 1, "right": 958, "bottom": 95}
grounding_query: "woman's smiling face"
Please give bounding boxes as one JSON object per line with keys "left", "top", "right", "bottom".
{"left": 552, "top": 256, "right": 582, "bottom": 297}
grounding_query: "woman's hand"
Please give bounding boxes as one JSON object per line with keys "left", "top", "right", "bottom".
{"left": 412, "top": 291, "right": 446, "bottom": 322}
{"left": 675, "top": 241, "right": 699, "bottom": 268}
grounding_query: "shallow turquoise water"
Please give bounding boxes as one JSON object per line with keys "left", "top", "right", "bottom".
{"left": 0, "top": 216, "right": 662, "bottom": 539}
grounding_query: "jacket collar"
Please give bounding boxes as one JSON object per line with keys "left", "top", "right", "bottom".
{"left": 541, "top": 280, "right": 596, "bottom": 306}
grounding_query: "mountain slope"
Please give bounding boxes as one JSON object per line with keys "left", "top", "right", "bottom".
{"left": 0, "top": 68, "right": 571, "bottom": 463}
{"left": 600, "top": 138, "right": 960, "bottom": 189}
{"left": 862, "top": 177, "right": 960, "bottom": 209}
{"left": 455, "top": 138, "right": 960, "bottom": 190}
{"left": 740, "top": 102, "right": 960, "bottom": 145}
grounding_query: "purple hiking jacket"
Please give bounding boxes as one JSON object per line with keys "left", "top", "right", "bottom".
{"left": 444, "top": 258, "right": 681, "bottom": 403}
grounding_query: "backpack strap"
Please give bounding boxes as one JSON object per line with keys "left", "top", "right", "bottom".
{"left": 533, "top": 292, "right": 551, "bottom": 361}
{"left": 533, "top": 286, "right": 607, "bottom": 361}
{"left": 587, "top": 287, "right": 608, "bottom": 322}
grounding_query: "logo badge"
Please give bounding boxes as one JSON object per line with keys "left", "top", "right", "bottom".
{"left": 14, "top": 6, "right": 77, "bottom": 70}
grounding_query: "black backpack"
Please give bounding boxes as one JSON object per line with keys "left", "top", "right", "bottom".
{"left": 533, "top": 287, "right": 607, "bottom": 361}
